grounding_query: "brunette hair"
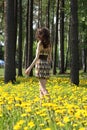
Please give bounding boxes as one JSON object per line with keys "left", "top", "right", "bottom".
{"left": 36, "top": 27, "right": 50, "bottom": 48}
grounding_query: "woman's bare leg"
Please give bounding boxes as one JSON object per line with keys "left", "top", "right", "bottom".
{"left": 39, "top": 79, "right": 49, "bottom": 105}
{"left": 39, "top": 79, "right": 48, "bottom": 96}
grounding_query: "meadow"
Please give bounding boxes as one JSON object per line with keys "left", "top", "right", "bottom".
{"left": 0, "top": 70, "right": 87, "bottom": 130}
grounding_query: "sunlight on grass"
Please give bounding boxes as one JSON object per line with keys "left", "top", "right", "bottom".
{"left": 0, "top": 76, "right": 87, "bottom": 130}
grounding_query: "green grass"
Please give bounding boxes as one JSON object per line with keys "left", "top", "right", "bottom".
{"left": 0, "top": 68, "right": 4, "bottom": 77}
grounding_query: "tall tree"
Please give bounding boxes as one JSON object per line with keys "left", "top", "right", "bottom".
{"left": 82, "top": 36, "right": 87, "bottom": 72}
{"left": 70, "top": 0, "right": 79, "bottom": 85}
{"left": 25, "top": 0, "right": 29, "bottom": 68}
{"left": 14, "top": 0, "right": 18, "bottom": 76}
{"left": 53, "top": 0, "right": 59, "bottom": 74}
{"left": 46, "top": 0, "right": 50, "bottom": 28}
{"left": 59, "top": 0, "right": 65, "bottom": 73}
{"left": 38, "top": 0, "right": 42, "bottom": 28}
{"left": 50, "top": 0, "right": 55, "bottom": 44}
{"left": 18, "top": 0, "right": 23, "bottom": 76}
{"left": 4, "top": 0, "right": 16, "bottom": 83}
{"left": 27, "top": 0, "right": 33, "bottom": 76}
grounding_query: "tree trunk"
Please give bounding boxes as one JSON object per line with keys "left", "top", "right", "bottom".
{"left": 4, "top": 0, "right": 16, "bottom": 83}
{"left": 28, "top": 0, "right": 33, "bottom": 76}
{"left": 18, "top": 0, "right": 22, "bottom": 76}
{"left": 46, "top": 0, "right": 50, "bottom": 28}
{"left": 25, "top": 0, "right": 29, "bottom": 68}
{"left": 70, "top": 0, "right": 79, "bottom": 85}
{"left": 14, "top": 0, "right": 18, "bottom": 76}
{"left": 38, "top": 0, "right": 42, "bottom": 28}
{"left": 59, "top": 0, "right": 65, "bottom": 74}
{"left": 50, "top": 0, "right": 55, "bottom": 44}
{"left": 53, "top": 0, "right": 59, "bottom": 74}
{"left": 82, "top": 48, "right": 86, "bottom": 72}
{"left": 64, "top": 21, "right": 70, "bottom": 71}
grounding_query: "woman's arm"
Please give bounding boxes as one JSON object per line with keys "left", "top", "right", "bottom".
{"left": 25, "top": 41, "right": 41, "bottom": 75}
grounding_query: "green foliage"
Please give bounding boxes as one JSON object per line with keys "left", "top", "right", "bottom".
{"left": 33, "top": 41, "right": 37, "bottom": 57}
{"left": 0, "top": 68, "right": 4, "bottom": 77}
{"left": 78, "top": 0, "right": 87, "bottom": 45}
{"left": 0, "top": 0, "right": 4, "bottom": 42}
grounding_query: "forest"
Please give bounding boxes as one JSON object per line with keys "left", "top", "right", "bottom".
{"left": 0, "top": 0, "right": 87, "bottom": 84}
{"left": 0, "top": 0, "right": 87, "bottom": 129}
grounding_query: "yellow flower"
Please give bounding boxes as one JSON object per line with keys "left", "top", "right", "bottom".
{"left": 25, "top": 107, "right": 32, "bottom": 113}
{"left": 73, "top": 123, "right": 78, "bottom": 127}
{"left": 17, "top": 120, "right": 25, "bottom": 125}
{"left": 13, "top": 119, "right": 25, "bottom": 130}
{"left": 63, "top": 116, "right": 70, "bottom": 123}
{"left": 0, "top": 113, "right": 3, "bottom": 117}
{"left": 13, "top": 125, "right": 21, "bottom": 130}
{"left": 44, "top": 128, "right": 51, "bottom": 130}
{"left": 28, "top": 121, "right": 35, "bottom": 128}
{"left": 21, "top": 113, "right": 27, "bottom": 117}
{"left": 57, "top": 122, "right": 64, "bottom": 127}
{"left": 39, "top": 123, "right": 44, "bottom": 127}
{"left": 24, "top": 127, "right": 28, "bottom": 130}
{"left": 7, "top": 105, "right": 12, "bottom": 111}
{"left": 79, "top": 128, "right": 86, "bottom": 130}
{"left": 75, "top": 111, "right": 81, "bottom": 119}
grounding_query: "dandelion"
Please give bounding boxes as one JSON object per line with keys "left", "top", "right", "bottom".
{"left": 28, "top": 121, "right": 35, "bottom": 128}
{"left": 44, "top": 128, "right": 51, "bottom": 130}
{"left": 21, "top": 113, "right": 27, "bottom": 117}
{"left": 13, "top": 120, "right": 25, "bottom": 130}
{"left": 57, "top": 122, "right": 64, "bottom": 127}
{"left": 63, "top": 116, "right": 70, "bottom": 123}
{"left": 24, "top": 127, "right": 28, "bottom": 130}
{"left": 79, "top": 128, "right": 86, "bottom": 130}
{"left": 39, "top": 123, "right": 44, "bottom": 127}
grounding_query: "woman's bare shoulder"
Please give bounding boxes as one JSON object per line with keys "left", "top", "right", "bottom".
{"left": 37, "top": 41, "right": 43, "bottom": 51}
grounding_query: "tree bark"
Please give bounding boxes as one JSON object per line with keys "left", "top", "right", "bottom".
{"left": 4, "top": 0, "right": 16, "bottom": 83}
{"left": 59, "top": 0, "right": 65, "bottom": 73}
{"left": 14, "top": 0, "right": 18, "bottom": 76}
{"left": 28, "top": 0, "right": 33, "bottom": 76}
{"left": 46, "top": 0, "right": 50, "bottom": 28}
{"left": 53, "top": 0, "right": 59, "bottom": 74}
{"left": 38, "top": 0, "right": 42, "bottom": 28}
{"left": 18, "top": 0, "right": 23, "bottom": 76}
{"left": 25, "top": 0, "right": 29, "bottom": 68}
{"left": 70, "top": 0, "right": 79, "bottom": 85}
{"left": 82, "top": 48, "right": 86, "bottom": 72}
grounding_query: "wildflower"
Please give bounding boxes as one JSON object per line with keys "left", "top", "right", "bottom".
{"left": 28, "top": 121, "right": 35, "bottom": 128}
{"left": 13, "top": 120, "right": 25, "bottom": 130}
{"left": 44, "top": 128, "right": 51, "bottom": 130}
{"left": 63, "top": 116, "right": 70, "bottom": 123}
{"left": 17, "top": 120, "right": 25, "bottom": 125}
{"left": 39, "top": 123, "right": 44, "bottom": 127}
{"left": 24, "top": 127, "right": 28, "bottom": 130}
{"left": 57, "top": 122, "right": 64, "bottom": 127}
{"left": 79, "top": 128, "right": 86, "bottom": 130}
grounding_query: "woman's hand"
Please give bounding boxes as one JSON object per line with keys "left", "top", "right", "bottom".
{"left": 25, "top": 67, "right": 31, "bottom": 75}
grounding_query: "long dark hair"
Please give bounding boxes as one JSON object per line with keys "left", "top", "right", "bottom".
{"left": 36, "top": 27, "right": 50, "bottom": 48}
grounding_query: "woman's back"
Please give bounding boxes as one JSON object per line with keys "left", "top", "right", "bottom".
{"left": 39, "top": 43, "right": 51, "bottom": 56}
{"left": 35, "top": 42, "right": 51, "bottom": 79}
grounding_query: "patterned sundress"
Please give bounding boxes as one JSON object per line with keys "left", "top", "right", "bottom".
{"left": 35, "top": 47, "right": 51, "bottom": 79}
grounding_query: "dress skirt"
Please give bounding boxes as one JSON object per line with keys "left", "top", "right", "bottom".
{"left": 35, "top": 59, "right": 51, "bottom": 79}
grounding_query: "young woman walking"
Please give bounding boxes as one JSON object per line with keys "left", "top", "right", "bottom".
{"left": 25, "top": 27, "right": 52, "bottom": 100}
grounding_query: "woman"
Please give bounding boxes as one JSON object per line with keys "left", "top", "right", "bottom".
{"left": 25, "top": 27, "right": 52, "bottom": 99}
